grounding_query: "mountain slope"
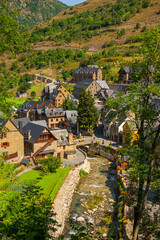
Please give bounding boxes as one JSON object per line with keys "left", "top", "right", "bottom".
{"left": 29, "top": 0, "right": 160, "bottom": 50}
{"left": 8, "top": 0, "right": 68, "bottom": 27}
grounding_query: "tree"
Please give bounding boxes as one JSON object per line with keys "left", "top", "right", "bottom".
{"left": 38, "top": 154, "right": 61, "bottom": 174}
{"left": 108, "top": 27, "right": 160, "bottom": 240}
{"left": 77, "top": 86, "right": 98, "bottom": 132}
{"left": 0, "top": 0, "right": 23, "bottom": 54}
{"left": 0, "top": 186, "right": 57, "bottom": 239}
{"left": 63, "top": 98, "right": 76, "bottom": 110}
{"left": 31, "top": 91, "right": 36, "bottom": 98}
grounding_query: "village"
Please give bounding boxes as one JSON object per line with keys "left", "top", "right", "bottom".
{"left": 0, "top": 64, "right": 141, "bottom": 167}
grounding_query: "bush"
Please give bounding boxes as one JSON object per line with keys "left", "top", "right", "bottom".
{"left": 38, "top": 155, "right": 61, "bottom": 174}
{"left": 80, "top": 169, "right": 88, "bottom": 178}
{"left": 135, "top": 22, "right": 140, "bottom": 29}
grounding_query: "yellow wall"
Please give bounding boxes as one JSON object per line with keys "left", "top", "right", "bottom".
{"left": 0, "top": 120, "right": 24, "bottom": 162}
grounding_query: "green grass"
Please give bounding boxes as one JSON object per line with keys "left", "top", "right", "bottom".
{"left": 0, "top": 165, "right": 70, "bottom": 210}
{"left": 27, "top": 83, "right": 45, "bottom": 93}
{"left": 15, "top": 166, "right": 70, "bottom": 199}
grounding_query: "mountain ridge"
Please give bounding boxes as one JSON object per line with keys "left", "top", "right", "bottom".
{"left": 7, "top": 0, "right": 68, "bottom": 28}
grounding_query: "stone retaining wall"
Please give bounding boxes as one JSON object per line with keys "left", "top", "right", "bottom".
{"left": 50, "top": 151, "right": 90, "bottom": 239}
{"left": 80, "top": 143, "right": 116, "bottom": 162}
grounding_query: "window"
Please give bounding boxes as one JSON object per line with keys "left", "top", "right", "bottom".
{"left": 51, "top": 119, "right": 53, "bottom": 122}
{"left": 56, "top": 118, "right": 58, "bottom": 121}
{"left": 1, "top": 142, "right": 9, "bottom": 148}
{"left": 61, "top": 118, "right": 63, "bottom": 121}
{"left": 63, "top": 146, "right": 65, "bottom": 150}
{"left": 0, "top": 133, "right": 7, "bottom": 138}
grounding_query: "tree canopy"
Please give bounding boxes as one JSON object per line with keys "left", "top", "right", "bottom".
{"left": 77, "top": 86, "right": 98, "bottom": 132}
{"left": 108, "top": 27, "right": 160, "bottom": 240}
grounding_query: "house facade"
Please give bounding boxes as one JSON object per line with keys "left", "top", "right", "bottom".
{"left": 73, "top": 79, "right": 101, "bottom": 99}
{"left": 73, "top": 65, "right": 102, "bottom": 83}
{"left": 22, "top": 122, "right": 76, "bottom": 161}
{"left": 0, "top": 119, "right": 24, "bottom": 163}
{"left": 42, "top": 84, "right": 71, "bottom": 107}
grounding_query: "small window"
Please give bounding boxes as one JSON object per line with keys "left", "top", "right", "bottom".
{"left": 63, "top": 146, "right": 65, "bottom": 150}
{"left": 56, "top": 118, "right": 58, "bottom": 121}
{"left": 1, "top": 142, "right": 9, "bottom": 148}
{"left": 51, "top": 119, "right": 53, "bottom": 122}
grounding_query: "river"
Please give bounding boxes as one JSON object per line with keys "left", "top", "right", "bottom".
{"left": 62, "top": 155, "right": 118, "bottom": 239}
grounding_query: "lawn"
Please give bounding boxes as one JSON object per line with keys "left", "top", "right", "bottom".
{"left": 0, "top": 165, "right": 70, "bottom": 210}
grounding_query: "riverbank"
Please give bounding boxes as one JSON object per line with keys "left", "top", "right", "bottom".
{"left": 63, "top": 156, "right": 118, "bottom": 239}
{"left": 50, "top": 157, "right": 90, "bottom": 239}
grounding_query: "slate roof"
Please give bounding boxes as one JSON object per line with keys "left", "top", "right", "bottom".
{"left": 17, "top": 100, "right": 36, "bottom": 113}
{"left": 50, "top": 129, "right": 69, "bottom": 146}
{"left": 32, "top": 120, "right": 47, "bottom": 128}
{"left": 22, "top": 122, "right": 47, "bottom": 144}
{"left": 74, "top": 66, "right": 99, "bottom": 75}
{"left": 29, "top": 100, "right": 44, "bottom": 113}
{"left": 12, "top": 118, "right": 30, "bottom": 129}
{"left": 96, "top": 81, "right": 109, "bottom": 90}
{"left": 45, "top": 108, "right": 64, "bottom": 118}
{"left": 74, "top": 79, "right": 95, "bottom": 89}
{"left": 65, "top": 110, "right": 77, "bottom": 125}
{"left": 49, "top": 89, "right": 61, "bottom": 99}
{"left": 43, "top": 84, "right": 61, "bottom": 94}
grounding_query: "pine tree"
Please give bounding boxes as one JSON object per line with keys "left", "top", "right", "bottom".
{"left": 77, "top": 86, "right": 98, "bottom": 132}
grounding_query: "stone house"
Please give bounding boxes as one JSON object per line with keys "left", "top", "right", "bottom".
{"left": 51, "top": 129, "right": 76, "bottom": 160}
{"left": 16, "top": 100, "right": 56, "bottom": 121}
{"left": 29, "top": 101, "right": 56, "bottom": 121}
{"left": 73, "top": 65, "right": 102, "bottom": 83}
{"left": 73, "top": 79, "right": 101, "bottom": 99}
{"left": 0, "top": 119, "right": 24, "bottom": 163}
{"left": 22, "top": 122, "right": 76, "bottom": 160}
{"left": 110, "top": 117, "right": 130, "bottom": 143}
{"left": 42, "top": 84, "right": 71, "bottom": 107}
{"left": 118, "top": 66, "right": 133, "bottom": 84}
{"left": 45, "top": 108, "right": 66, "bottom": 129}
{"left": 102, "top": 110, "right": 117, "bottom": 138}
{"left": 17, "top": 100, "right": 37, "bottom": 118}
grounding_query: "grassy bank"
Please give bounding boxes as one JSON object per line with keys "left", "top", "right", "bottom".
{"left": 0, "top": 165, "right": 70, "bottom": 210}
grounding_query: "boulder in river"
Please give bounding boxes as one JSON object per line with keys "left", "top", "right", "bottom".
{"left": 77, "top": 216, "right": 85, "bottom": 222}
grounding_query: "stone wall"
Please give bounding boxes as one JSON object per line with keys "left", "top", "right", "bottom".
{"left": 108, "top": 83, "right": 129, "bottom": 92}
{"left": 80, "top": 143, "right": 116, "bottom": 162}
{"left": 50, "top": 149, "right": 90, "bottom": 239}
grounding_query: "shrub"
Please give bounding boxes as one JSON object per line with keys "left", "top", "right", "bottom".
{"left": 135, "top": 22, "right": 140, "bottom": 29}
{"left": 80, "top": 169, "right": 88, "bottom": 178}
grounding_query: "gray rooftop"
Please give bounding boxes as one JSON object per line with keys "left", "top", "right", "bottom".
{"left": 74, "top": 79, "right": 95, "bottom": 89}
{"left": 65, "top": 110, "right": 77, "bottom": 125}
{"left": 22, "top": 122, "right": 47, "bottom": 144}
{"left": 12, "top": 118, "right": 30, "bottom": 129}
{"left": 45, "top": 108, "right": 65, "bottom": 118}
{"left": 32, "top": 120, "right": 48, "bottom": 128}
{"left": 50, "top": 129, "right": 69, "bottom": 146}
{"left": 96, "top": 81, "right": 109, "bottom": 90}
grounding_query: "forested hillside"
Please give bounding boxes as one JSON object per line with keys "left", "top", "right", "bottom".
{"left": 30, "top": 0, "right": 160, "bottom": 50}
{"left": 7, "top": 0, "right": 68, "bottom": 29}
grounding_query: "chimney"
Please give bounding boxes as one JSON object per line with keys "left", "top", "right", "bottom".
{"left": 68, "top": 132, "right": 73, "bottom": 144}
{"left": 18, "top": 121, "right": 23, "bottom": 132}
{"left": 27, "top": 130, "right": 31, "bottom": 140}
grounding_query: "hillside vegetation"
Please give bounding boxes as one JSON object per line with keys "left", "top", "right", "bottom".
{"left": 8, "top": 0, "right": 68, "bottom": 28}
{"left": 30, "top": 0, "right": 160, "bottom": 50}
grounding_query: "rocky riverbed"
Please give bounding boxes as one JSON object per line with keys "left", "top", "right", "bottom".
{"left": 63, "top": 156, "right": 118, "bottom": 239}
